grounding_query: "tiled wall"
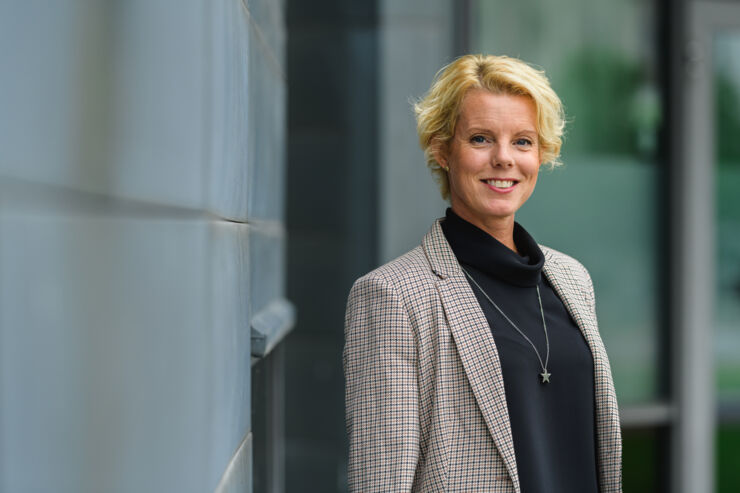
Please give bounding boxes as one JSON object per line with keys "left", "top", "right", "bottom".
{"left": 0, "top": 1, "right": 287, "bottom": 491}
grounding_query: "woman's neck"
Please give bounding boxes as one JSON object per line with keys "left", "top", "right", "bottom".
{"left": 449, "top": 207, "right": 517, "bottom": 253}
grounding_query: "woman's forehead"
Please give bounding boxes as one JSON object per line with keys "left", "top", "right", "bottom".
{"left": 456, "top": 90, "right": 537, "bottom": 130}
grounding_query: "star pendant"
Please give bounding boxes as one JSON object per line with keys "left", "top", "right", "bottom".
{"left": 540, "top": 371, "right": 551, "bottom": 383}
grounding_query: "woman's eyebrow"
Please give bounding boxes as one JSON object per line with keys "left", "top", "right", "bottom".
{"left": 464, "top": 127, "right": 493, "bottom": 134}
{"left": 464, "top": 127, "right": 538, "bottom": 136}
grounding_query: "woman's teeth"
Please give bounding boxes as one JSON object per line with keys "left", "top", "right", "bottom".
{"left": 486, "top": 179, "right": 515, "bottom": 188}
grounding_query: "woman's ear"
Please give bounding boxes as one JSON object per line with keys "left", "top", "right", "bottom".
{"left": 432, "top": 139, "right": 449, "bottom": 171}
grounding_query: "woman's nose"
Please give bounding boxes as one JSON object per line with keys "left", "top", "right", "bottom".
{"left": 492, "top": 144, "right": 514, "bottom": 167}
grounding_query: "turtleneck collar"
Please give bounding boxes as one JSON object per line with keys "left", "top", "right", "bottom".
{"left": 441, "top": 208, "right": 544, "bottom": 287}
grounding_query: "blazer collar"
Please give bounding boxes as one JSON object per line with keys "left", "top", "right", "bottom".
{"left": 422, "top": 219, "right": 460, "bottom": 280}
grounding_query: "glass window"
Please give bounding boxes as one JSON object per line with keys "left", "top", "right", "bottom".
{"left": 470, "top": 0, "right": 661, "bottom": 404}
{"left": 713, "top": 31, "right": 740, "bottom": 402}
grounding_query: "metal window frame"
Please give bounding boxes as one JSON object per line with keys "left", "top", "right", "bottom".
{"left": 673, "top": 2, "right": 740, "bottom": 492}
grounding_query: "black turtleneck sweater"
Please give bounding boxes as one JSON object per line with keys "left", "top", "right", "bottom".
{"left": 441, "top": 208, "right": 599, "bottom": 493}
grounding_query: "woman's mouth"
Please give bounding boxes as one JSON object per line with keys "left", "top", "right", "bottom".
{"left": 483, "top": 179, "right": 518, "bottom": 191}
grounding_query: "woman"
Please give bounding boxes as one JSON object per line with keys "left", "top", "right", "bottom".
{"left": 344, "top": 55, "right": 622, "bottom": 492}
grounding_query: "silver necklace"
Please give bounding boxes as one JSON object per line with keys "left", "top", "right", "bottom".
{"left": 461, "top": 267, "right": 551, "bottom": 383}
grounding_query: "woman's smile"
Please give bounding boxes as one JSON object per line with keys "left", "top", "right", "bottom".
{"left": 482, "top": 178, "right": 519, "bottom": 192}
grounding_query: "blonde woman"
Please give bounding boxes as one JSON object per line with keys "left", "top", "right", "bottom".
{"left": 344, "top": 54, "right": 622, "bottom": 492}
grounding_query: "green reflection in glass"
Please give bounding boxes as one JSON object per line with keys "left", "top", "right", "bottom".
{"left": 717, "top": 424, "right": 740, "bottom": 492}
{"left": 622, "top": 428, "right": 660, "bottom": 492}
{"left": 713, "top": 32, "right": 740, "bottom": 401}
{"left": 557, "top": 49, "right": 659, "bottom": 157}
{"left": 471, "top": 0, "right": 660, "bottom": 404}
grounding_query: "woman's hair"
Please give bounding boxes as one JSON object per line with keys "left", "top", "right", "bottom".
{"left": 414, "top": 54, "right": 565, "bottom": 199}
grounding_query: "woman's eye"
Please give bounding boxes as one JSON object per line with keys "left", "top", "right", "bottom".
{"left": 470, "top": 135, "right": 487, "bottom": 144}
{"left": 515, "top": 138, "right": 532, "bottom": 146}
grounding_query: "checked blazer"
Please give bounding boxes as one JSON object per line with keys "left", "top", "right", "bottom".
{"left": 344, "top": 219, "right": 622, "bottom": 492}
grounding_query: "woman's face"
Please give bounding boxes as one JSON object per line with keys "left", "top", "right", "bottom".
{"left": 438, "top": 89, "right": 541, "bottom": 235}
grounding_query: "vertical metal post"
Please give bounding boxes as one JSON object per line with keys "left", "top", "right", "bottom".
{"left": 453, "top": 0, "right": 471, "bottom": 56}
{"left": 669, "top": 1, "right": 740, "bottom": 491}
{"left": 267, "top": 344, "right": 286, "bottom": 493}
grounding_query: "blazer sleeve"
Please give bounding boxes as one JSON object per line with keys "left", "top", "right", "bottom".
{"left": 343, "top": 274, "right": 420, "bottom": 492}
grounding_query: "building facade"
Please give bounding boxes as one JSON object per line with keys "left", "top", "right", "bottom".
{"left": 0, "top": 0, "right": 290, "bottom": 492}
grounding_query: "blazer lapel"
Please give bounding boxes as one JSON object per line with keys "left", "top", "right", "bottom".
{"left": 423, "top": 220, "right": 520, "bottom": 491}
{"left": 541, "top": 248, "right": 622, "bottom": 488}
{"left": 540, "top": 252, "right": 595, "bottom": 347}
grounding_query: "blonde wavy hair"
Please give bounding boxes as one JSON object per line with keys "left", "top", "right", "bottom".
{"left": 414, "top": 54, "right": 565, "bottom": 199}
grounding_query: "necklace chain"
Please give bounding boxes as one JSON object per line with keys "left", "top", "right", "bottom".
{"left": 461, "top": 267, "right": 551, "bottom": 383}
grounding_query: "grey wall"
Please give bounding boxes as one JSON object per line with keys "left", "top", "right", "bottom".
{"left": 0, "top": 1, "right": 287, "bottom": 492}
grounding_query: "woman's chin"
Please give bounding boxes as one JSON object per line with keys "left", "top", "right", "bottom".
{"left": 479, "top": 204, "right": 519, "bottom": 222}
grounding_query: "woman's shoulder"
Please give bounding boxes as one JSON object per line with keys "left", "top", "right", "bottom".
{"left": 539, "top": 244, "right": 594, "bottom": 291}
{"left": 354, "top": 244, "right": 437, "bottom": 290}
{"left": 540, "top": 244, "right": 587, "bottom": 269}
{"left": 540, "top": 244, "right": 593, "bottom": 279}
{"left": 346, "top": 244, "right": 441, "bottom": 326}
